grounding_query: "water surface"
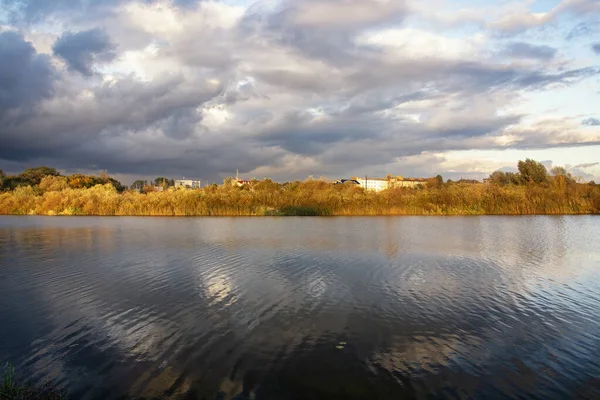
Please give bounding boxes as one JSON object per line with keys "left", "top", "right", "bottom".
{"left": 1, "top": 216, "right": 600, "bottom": 399}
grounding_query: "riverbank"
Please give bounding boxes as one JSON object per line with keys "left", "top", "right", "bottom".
{"left": 1, "top": 364, "right": 64, "bottom": 400}
{"left": 1, "top": 180, "right": 599, "bottom": 216}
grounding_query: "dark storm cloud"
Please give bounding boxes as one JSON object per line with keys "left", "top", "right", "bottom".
{"left": 0, "top": 31, "right": 55, "bottom": 111}
{"left": 583, "top": 117, "right": 600, "bottom": 126}
{"left": 593, "top": 43, "right": 600, "bottom": 55}
{"left": 252, "top": 99, "right": 521, "bottom": 160}
{"left": 53, "top": 29, "right": 116, "bottom": 76}
{"left": 256, "top": 113, "right": 390, "bottom": 155}
{"left": 0, "top": 73, "right": 221, "bottom": 154}
{"left": 505, "top": 42, "right": 557, "bottom": 60}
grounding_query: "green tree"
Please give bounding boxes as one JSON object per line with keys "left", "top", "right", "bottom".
{"left": 154, "top": 177, "right": 174, "bottom": 188}
{"left": 19, "top": 166, "right": 60, "bottom": 186}
{"left": 518, "top": 159, "right": 548, "bottom": 184}
{"left": 489, "top": 170, "right": 507, "bottom": 185}
{"left": 131, "top": 180, "right": 147, "bottom": 190}
{"left": 507, "top": 172, "right": 522, "bottom": 185}
{"left": 550, "top": 166, "right": 566, "bottom": 176}
{"left": 105, "top": 177, "right": 126, "bottom": 192}
{"left": 550, "top": 166, "right": 575, "bottom": 182}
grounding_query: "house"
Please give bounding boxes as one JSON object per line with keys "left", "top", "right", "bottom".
{"left": 174, "top": 179, "right": 201, "bottom": 189}
{"left": 393, "top": 176, "right": 428, "bottom": 188}
{"left": 233, "top": 179, "right": 252, "bottom": 187}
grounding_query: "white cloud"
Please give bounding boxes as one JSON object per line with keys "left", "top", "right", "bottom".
{"left": 357, "top": 28, "right": 487, "bottom": 60}
{"left": 290, "top": 0, "right": 408, "bottom": 29}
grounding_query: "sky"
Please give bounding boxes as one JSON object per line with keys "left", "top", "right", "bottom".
{"left": 1, "top": 0, "right": 599, "bottom": 184}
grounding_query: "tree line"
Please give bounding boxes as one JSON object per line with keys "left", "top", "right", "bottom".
{"left": 131, "top": 177, "right": 175, "bottom": 191}
{"left": 0, "top": 167, "right": 126, "bottom": 192}
{"left": 488, "top": 159, "right": 579, "bottom": 186}
{"left": 0, "top": 160, "right": 598, "bottom": 216}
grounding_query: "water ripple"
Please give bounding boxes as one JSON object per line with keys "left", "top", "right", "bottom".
{"left": 1, "top": 216, "right": 600, "bottom": 399}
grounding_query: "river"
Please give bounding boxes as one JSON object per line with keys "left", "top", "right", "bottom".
{"left": 1, "top": 216, "right": 599, "bottom": 399}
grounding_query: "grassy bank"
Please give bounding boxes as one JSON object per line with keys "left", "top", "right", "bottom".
{"left": 1, "top": 364, "right": 63, "bottom": 400}
{"left": 0, "top": 179, "right": 599, "bottom": 216}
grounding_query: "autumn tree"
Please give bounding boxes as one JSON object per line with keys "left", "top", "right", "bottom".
{"left": 39, "top": 176, "right": 69, "bottom": 192}
{"left": 426, "top": 174, "right": 444, "bottom": 188}
{"left": 68, "top": 174, "right": 97, "bottom": 189}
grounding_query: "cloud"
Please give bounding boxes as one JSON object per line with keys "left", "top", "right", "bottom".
{"left": 1, "top": 0, "right": 121, "bottom": 23}
{"left": 53, "top": 29, "right": 116, "bottom": 76}
{"left": 568, "top": 168, "right": 596, "bottom": 181}
{"left": 0, "top": 31, "right": 55, "bottom": 111}
{"left": 566, "top": 22, "right": 597, "bottom": 40}
{"left": 574, "top": 162, "right": 599, "bottom": 168}
{"left": 489, "top": 12, "right": 553, "bottom": 34}
{"left": 285, "top": 0, "right": 408, "bottom": 30}
{"left": 593, "top": 43, "right": 600, "bottom": 55}
{"left": 1, "top": 0, "right": 199, "bottom": 23}
{"left": 417, "top": 0, "right": 600, "bottom": 35}
{"left": 504, "top": 42, "right": 557, "bottom": 60}
{"left": 583, "top": 118, "right": 600, "bottom": 126}
{"left": 1, "top": 0, "right": 600, "bottom": 183}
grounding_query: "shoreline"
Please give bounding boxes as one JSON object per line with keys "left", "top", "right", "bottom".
{"left": 1, "top": 212, "right": 598, "bottom": 217}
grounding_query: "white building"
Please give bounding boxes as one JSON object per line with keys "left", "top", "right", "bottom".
{"left": 354, "top": 178, "right": 390, "bottom": 192}
{"left": 353, "top": 176, "right": 428, "bottom": 192}
{"left": 174, "top": 179, "right": 201, "bottom": 189}
{"left": 394, "top": 177, "right": 428, "bottom": 188}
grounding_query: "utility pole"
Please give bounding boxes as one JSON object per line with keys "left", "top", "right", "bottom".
{"left": 364, "top": 174, "right": 368, "bottom": 213}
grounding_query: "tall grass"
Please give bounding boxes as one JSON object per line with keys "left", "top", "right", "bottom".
{"left": 0, "top": 179, "right": 598, "bottom": 216}
{"left": 1, "top": 363, "right": 63, "bottom": 400}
